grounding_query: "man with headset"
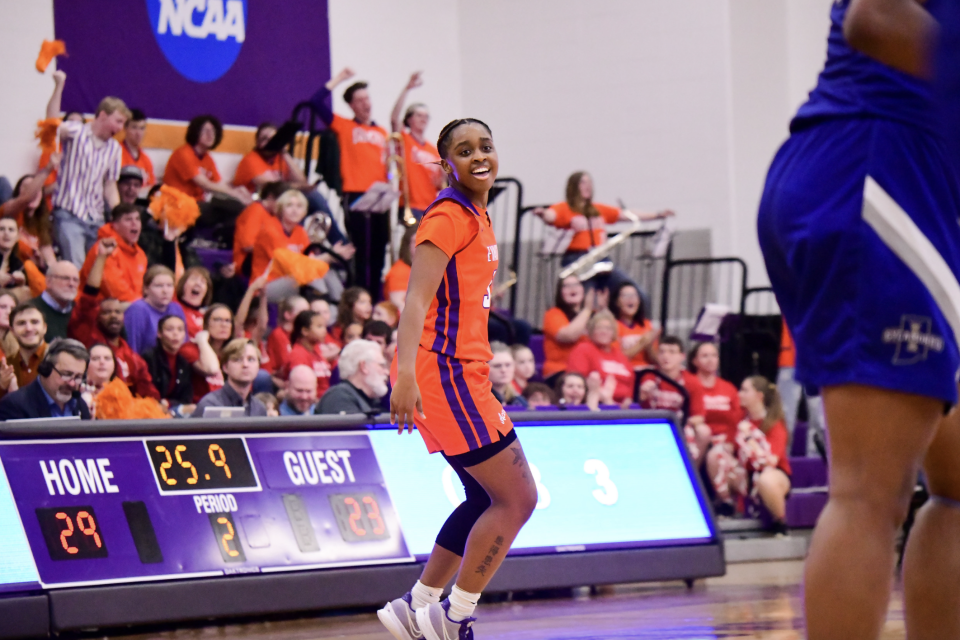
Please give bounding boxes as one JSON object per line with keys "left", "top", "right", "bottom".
{"left": 0, "top": 339, "right": 91, "bottom": 420}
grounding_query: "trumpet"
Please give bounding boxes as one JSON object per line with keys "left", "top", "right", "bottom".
{"left": 388, "top": 132, "right": 417, "bottom": 227}
{"left": 558, "top": 208, "right": 642, "bottom": 282}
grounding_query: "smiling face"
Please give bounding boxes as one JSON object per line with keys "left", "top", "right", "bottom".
{"left": 86, "top": 345, "right": 115, "bottom": 387}
{"left": 0, "top": 218, "right": 18, "bottom": 252}
{"left": 12, "top": 308, "right": 46, "bottom": 350}
{"left": 441, "top": 122, "right": 498, "bottom": 201}
{"left": 590, "top": 317, "right": 617, "bottom": 348}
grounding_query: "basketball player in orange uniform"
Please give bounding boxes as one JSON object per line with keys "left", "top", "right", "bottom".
{"left": 382, "top": 120, "right": 537, "bottom": 640}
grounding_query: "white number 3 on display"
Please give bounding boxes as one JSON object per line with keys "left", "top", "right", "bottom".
{"left": 584, "top": 459, "right": 618, "bottom": 506}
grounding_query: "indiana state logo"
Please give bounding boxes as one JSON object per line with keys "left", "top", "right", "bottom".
{"left": 882, "top": 315, "right": 945, "bottom": 365}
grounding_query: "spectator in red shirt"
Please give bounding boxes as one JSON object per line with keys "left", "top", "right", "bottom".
{"left": 69, "top": 236, "right": 160, "bottom": 401}
{"left": 308, "top": 296, "right": 341, "bottom": 365}
{"left": 567, "top": 310, "right": 634, "bottom": 405}
{"left": 285, "top": 310, "right": 331, "bottom": 397}
{"left": 511, "top": 345, "right": 536, "bottom": 395}
{"left": 707, "top": 375, "right": 792, "bottom": 529}
{"left": 553, "top": 371, "right": 603, "bottom": 410}
{"left": 266, "top": 295, "right": 308, "bottom": 386}
{"left": 689, "top": 342, "right": 742, "bottom": 445}
{"left": 179, "top": 305, "right": 231, "bottom": 402}
{"left": 175, "top": 267, "right": 213, "bottom": 339}
{"left": 638, "top": 336, "right": 709, "bottom": 462}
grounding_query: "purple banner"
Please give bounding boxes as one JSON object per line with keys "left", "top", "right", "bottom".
{"left": 53, "top": 0, "right": 330, "bottom": 126}
{"left": 0, "top": 432, "right": 410, "bottom": 587}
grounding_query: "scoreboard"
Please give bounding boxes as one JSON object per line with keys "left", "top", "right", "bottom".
{"left": 0, "top": 411, "right": 723, "bottom": 638}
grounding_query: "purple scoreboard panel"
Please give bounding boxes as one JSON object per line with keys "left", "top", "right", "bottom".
{"left": 0, "top": 432, "right": 411, "bottom": 588}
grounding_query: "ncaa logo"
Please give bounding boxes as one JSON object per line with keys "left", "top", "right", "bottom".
{"left": 146, "top": 0, "right": 247, "bottom": 83}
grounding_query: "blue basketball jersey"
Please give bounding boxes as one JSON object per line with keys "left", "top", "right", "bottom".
{"left": 792, "top": 0, "right": 938, "bottom": 133}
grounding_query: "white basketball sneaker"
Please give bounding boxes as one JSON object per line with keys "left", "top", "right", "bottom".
{"left": 377, "top": 592, "right": 424, "bottom": 640}
{"left": 416, "top": 599, "right": 476, "bottom": 640}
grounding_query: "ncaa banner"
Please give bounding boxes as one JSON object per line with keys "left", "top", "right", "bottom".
{"left": 53, "top": 0, "right": 331, "bottom": 126}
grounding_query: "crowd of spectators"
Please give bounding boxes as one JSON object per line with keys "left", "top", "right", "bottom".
{"left": 0, "top": 66, "right": 793, "bottom": 530}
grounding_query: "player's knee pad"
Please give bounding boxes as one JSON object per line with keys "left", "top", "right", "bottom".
{"left": 435, "top": 490, "right": 491, "bottom": 556}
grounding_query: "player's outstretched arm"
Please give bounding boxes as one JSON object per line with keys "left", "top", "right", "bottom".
{"left": 391, "top": 241, "right": 450, "bottom": 433}
{"left": 844, "top": 0, "right": 935, "bottom": 78}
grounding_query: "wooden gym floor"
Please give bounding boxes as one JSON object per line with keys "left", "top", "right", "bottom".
{"left": 113, "top": 560, "right": 908, "bottom": 640}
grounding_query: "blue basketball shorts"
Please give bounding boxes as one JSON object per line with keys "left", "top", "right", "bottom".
{"left": 758, "top": 117, "right": 960, "bottom": 404}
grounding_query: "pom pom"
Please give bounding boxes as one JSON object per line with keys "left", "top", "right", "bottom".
{"left": 36, "top": 40, "right": 67, "bottom": 73}
{"left": 149, "top": 185, "right": 201, "bottom": 231}
{"left": 35, "top": 118, "right": 61, "bottom": 154}
{"left": 94, "top": 378, "right": 168, "bottom": 420}
{"left": 271, "top": 247, "right": 330, "bottom": 285}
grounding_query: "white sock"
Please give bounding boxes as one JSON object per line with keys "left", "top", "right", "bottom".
{"left": 410, "top": 580, "right": 443, "bottom": 610}
{"left": 447, "top": 584, "right": 480, "bottom": 621}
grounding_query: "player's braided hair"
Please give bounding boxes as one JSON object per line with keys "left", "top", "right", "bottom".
{"left": 436, "top": 118, "right": 493, "bottom": 159}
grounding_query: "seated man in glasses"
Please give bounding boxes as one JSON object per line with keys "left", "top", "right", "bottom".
{"left": 33, "top": 260, "right": 81, "bottom": 341}
{"left": 0, "top": 338, "right": 91, "bottom": 420}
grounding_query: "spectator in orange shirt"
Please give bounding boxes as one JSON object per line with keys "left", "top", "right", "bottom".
{"left": 383, "top": 225, "right": 415, "bottom": 310}
{"left": 534, "top": 172, "right": 672, "bottom": 293}
{"left": 390, "top": 72, "right": 444, "bottom": 217}
{"left": 251, "top": 190, "right": 351, "bottom": 301}
{"left": 78, "top": 204, "right": 147, "bottom": 304}
{"left": 4, "top": 155, "right": 60, "bottom": 272}
{"left": 120, "top": 109, "right": 155, "bottom": 187}
{"left": 163, "top": 115, "right": 251, "bottom": 243}
{"left": 610, "top": 282, "right": 659, "bottom": 369}
{"left": 309, "top": 67, "right": 390, "bottom": 298}
{"left": 233, "top": 181, "right": 286, "bottom": 274}
{"left": 541, "top": 275, "right": 596, "bottom": 384}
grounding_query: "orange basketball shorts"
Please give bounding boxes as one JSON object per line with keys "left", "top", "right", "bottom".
{"left": 393, "top": 346, "right": 514, "bottom": 456}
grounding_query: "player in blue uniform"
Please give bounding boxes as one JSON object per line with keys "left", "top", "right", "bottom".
{"left": 758, "top": 1, "right": 960, "bottom": 637}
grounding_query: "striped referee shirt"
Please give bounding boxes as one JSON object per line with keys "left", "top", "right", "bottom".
{"left": 52, "top": 121, "right": 121, "bottom": 223}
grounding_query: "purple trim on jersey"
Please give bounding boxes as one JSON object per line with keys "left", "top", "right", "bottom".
{"left": 449, "top": 358, "right": 492, "bottom": 447}
{"left": 437, "top": 354, "right": 480, "bottom": 450}
{"left": 422, "top": 187, "right": 481, "bottom": 218}
{"left": 441, "top": 257, "right": 461, "bottom": 357}
{"left": 431, "top": 274, "right": 450, "bottom": 353}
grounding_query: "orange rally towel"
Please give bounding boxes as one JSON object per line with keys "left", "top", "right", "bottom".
{"left": 35, "top": 118, "right": 61, "bottom": 154}
{"left": 271, "top": 247, "right": 330, "bottom": 285}
{"left": 36, "top": 40, "right": 66, "bottom": 73}
{"left": 95, "top": 378, "right": 168, "bottom": 420}
{"left": 149, "top": 185, "right": 202, "bottom": 230}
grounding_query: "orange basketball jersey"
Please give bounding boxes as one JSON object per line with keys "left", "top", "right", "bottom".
{"left": 417, "top": 188, "right": 499, "bottom": 363}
